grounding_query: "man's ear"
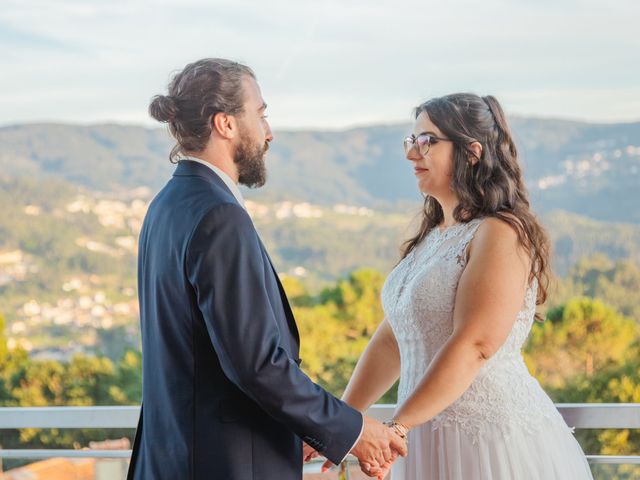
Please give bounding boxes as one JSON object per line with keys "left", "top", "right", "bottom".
{"left": 468, "top": 141, "right": 482, "bottom": 165}
{"left": 211, "top": 112, "right": 238, "bottom": 140}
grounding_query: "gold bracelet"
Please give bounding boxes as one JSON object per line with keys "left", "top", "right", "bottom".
{"left": 384, "top": 420, "right": 410, "bottom": 438}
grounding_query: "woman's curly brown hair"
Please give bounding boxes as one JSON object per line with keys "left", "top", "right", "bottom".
{"left": 401, "top": 93, "right": 552, "bottom": 320}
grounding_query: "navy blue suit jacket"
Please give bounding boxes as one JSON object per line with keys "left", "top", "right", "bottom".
{"left": 127, "top": 160, "right": 362, "bottom": 480}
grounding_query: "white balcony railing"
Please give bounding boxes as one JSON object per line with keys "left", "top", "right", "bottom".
{"left": 0, "top": 404, "right": 638, "bottom": 468}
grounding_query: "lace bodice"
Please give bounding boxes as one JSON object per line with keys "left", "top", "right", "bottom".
{"left": 383, "top": 218, "right": 565, "bottom": 442}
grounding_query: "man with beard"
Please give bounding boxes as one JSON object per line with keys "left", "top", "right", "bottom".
{"left": 127, "top": 58, "right": 407, "bottom": 480}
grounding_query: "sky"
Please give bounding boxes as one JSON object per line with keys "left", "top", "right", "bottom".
{"left": 1, "top": 0, "right": 639, "bottom": 130}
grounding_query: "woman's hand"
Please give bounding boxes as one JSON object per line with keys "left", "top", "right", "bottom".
{"left": 320, "top": 421, "right": 405, "bottom": 479}
{"left": 360, "top": 456, "right": 395, "bottom": 479}
{"left": 321, "top": 458, "right": 393, "bottom": 479}
{"left": 302, "top": 442, "right": 319, "bottom": 462}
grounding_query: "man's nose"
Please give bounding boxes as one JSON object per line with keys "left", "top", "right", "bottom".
{"left": 265, "top": 124, "right": 274, "bottom": 142}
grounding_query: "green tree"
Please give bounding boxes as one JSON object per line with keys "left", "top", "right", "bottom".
{"left": 525, "top": 297, "right": 638, "bottom": 389}
{"left": 64, "top": 355, "right": 116, "bottom": 405}
{"left": 550, "top": 255, "right": 640, "bottom": 321}
{"left": 320, "top": 268, "right": 386, "bottom": 337}
{"left": 295, "top": 269, "right": 393, "bottom": 399}
{"left": 280, "top": 275, "right": 314, "bottom": 307}
{"left": 109, "top": 349, "right": 142, "bottom": 404}
{"left": 0, "top": 314, "right": 9, "bottom": 365}
{"left": 0, "top": 351, "right": 138, "bottom": 450}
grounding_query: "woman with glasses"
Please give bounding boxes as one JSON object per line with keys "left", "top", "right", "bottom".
{"left": 335, "top": 94, "right": 593, "bottom": 479}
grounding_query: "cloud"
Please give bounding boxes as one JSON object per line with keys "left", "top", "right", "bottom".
{"left": 0, "top": 0, "right": 638, "bottom": 127}
{"left": 501, "top": 87, "right": 640, "bottom": 123}
{"left": 0, "top": 21, "right": 77, "bottom": 52}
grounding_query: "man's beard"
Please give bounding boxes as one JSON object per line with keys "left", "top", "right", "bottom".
{"left": 234, "top": 130, "right": 268, "bottom": 188}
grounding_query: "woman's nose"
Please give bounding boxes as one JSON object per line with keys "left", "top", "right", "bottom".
{"left": 406, "top": 147, "right": 422, "bottom": 162}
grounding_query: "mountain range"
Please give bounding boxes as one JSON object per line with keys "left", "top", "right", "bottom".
{"left": 1, "top": 117, "right": 639, "bottom": 357}
{"left": 1, "top": 117, "right": 639, "bottom": 222}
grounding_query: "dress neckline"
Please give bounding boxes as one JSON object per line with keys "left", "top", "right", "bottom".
{"left": 434, "top": 217, "right": 481, "bottom": 235}
{"left": 435, "top": 222, "right": 461, "bottom": 234}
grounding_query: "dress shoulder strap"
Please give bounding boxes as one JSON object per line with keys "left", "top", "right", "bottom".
{"left": 451, "top": 218, "right": 484, "bottom": 267}
{"left": 459, "top": 217, "right": 484, "bottom": 244}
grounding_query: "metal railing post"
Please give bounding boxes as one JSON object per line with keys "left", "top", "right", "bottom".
{"left": 339, "top": 460, "right": 349, "bottom": 480}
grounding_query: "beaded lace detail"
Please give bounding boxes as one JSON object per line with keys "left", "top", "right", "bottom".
{"left": 383, "top": 218, "right": 565, "bottom": 442}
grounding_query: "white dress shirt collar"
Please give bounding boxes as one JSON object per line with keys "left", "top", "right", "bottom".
{"left": 180, "top": 156, "right": 245, "bottom": 209}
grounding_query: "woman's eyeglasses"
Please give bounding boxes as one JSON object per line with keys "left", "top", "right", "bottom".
{"left": 403, "top": 133, "right": 451, "bottom": 156}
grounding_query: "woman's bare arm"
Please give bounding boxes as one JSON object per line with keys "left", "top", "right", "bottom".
{"left": 342, "top": 318, "right": 401, "bottom": 411}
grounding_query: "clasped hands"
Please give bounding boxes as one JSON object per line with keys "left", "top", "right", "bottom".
{"left": 303, "top": 416, "right": 408, "bottom": 479}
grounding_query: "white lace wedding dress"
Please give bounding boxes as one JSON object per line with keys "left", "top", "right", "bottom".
{"left": 383, "top": 218, "right": 593, "bottom": 480}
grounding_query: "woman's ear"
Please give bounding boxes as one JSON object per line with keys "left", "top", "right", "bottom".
{"left": 468, "top": 141, "right": 482, "bottom": 165}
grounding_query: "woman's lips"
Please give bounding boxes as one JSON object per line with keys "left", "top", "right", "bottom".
{"left": 414, "top": 167, "right": 429, "bottom": 175}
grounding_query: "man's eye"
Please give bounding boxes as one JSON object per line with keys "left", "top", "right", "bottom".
{"left": 262, "top": 115, "right": 269, "bottom": 119}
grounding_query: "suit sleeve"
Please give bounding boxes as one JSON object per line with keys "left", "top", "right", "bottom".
{"left": 186, "top": 203, "right": 363, "bottom": 464}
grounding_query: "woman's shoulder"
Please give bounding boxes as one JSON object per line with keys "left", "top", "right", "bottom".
{"left": 469, "top": 214, "right": 526, "bottom": 258}
{"left": 475, "top": 213, "right": 521, "bottom": 237}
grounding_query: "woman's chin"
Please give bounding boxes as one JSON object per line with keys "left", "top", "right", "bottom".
{"left": 417, "top": 181, "right": 431, "bottom": 195}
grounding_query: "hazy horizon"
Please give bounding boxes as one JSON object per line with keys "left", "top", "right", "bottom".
{"left": 3, "top": 111, "right": 640, "bottom": 133}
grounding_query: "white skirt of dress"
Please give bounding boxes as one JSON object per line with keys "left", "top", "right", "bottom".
{"left": 390, "top": 416, "right": 593, "bottom": 480}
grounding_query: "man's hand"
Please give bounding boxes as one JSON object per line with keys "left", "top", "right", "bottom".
{"left": 353, "top": 416, "right": 407, "bottom": 466}
{"left": 321, "top": 417, "right": 408, "bottom": 477}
